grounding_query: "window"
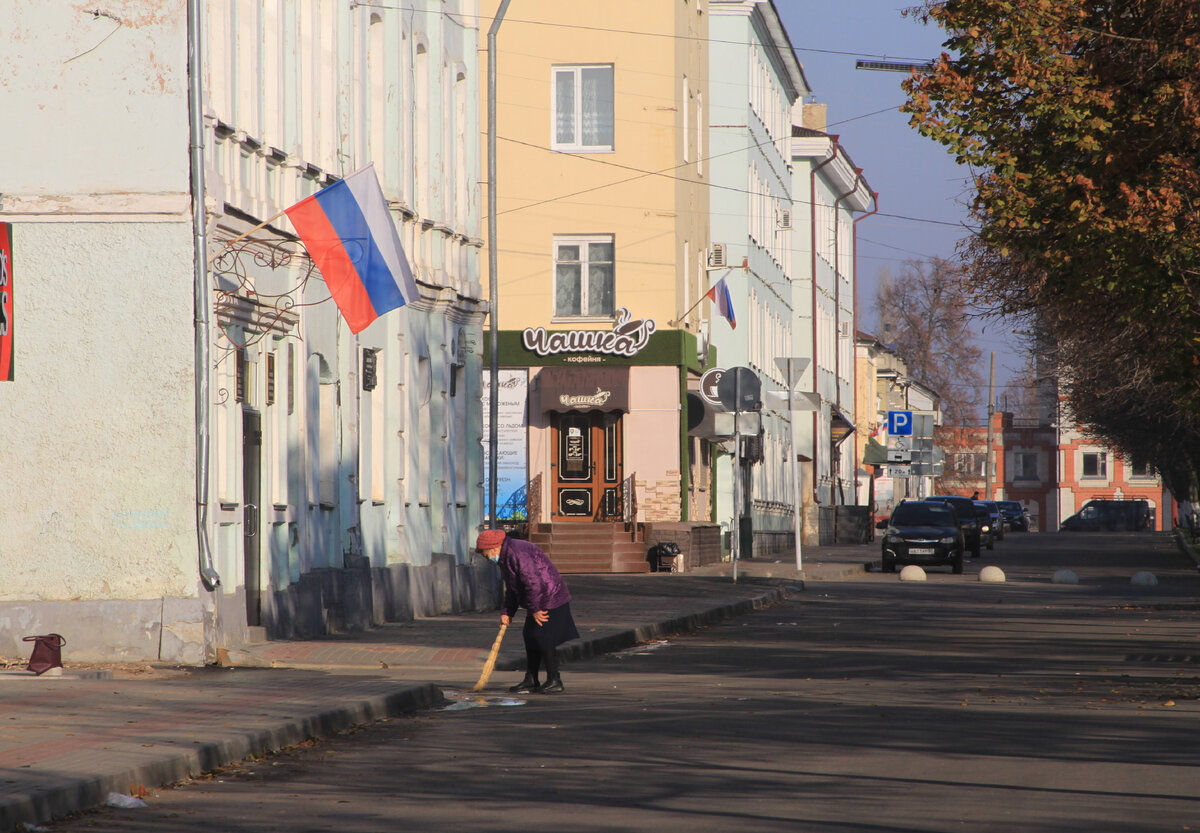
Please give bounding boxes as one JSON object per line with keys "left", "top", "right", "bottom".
{"left": 1082, "top": 451, "right": 1107, "bottom": 478}
{"left": 1128, "top": 458, "right": 1154, "bottom": 479}
{"left": 554, "top": 235, "right": 615, "bottom": 317}
{"left": 553, "top": 65, "right": 614, "bottom": 151}
{"left": 1014, "top": 452, "right": 1038, "bottom": 480}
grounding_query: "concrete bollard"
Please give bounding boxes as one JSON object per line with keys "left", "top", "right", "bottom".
{"left": 1131, "top": 571, "right": 1158, "bottom": 587}
{"left": 979, "top": 565, "right": 1006, "bottom": 583}
{"left": 899, "top": 565, "right": 927, "bottom": 582}
{"left": 1052, "top": 569, "right": 1079, "bottom": 584}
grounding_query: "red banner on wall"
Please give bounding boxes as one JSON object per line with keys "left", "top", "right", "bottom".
{"left": 0, "top": 223, "right": 11, "bottom": 381}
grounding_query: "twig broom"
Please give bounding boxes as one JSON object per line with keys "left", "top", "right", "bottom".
{"left": 470, "top": 622, "right": 508, "bottom": 692}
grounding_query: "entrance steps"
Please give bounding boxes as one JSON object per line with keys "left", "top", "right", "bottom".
{"left": 527, "top": 522, "right": 649, "bottom": 574}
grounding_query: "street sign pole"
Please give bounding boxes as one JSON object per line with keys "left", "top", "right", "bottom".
{"left": 774, "top": 357, "right": 810, "bottom": 572}
{"left": 732, "top": 370, "right": 741, "bottom": 583}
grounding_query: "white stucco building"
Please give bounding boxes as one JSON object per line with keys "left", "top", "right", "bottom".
{"left": 791, "top": 107, "right": 875, "bottom": 544}
{"left": 707, "top": 0, "right": 810, "bottom": 557}
{"left": 0, "top": 1, "right": 490, "bottom": 663}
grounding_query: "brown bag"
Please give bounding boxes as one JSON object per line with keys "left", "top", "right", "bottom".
{"left": 24, "top": 634, "right": 65, "bottom": 675}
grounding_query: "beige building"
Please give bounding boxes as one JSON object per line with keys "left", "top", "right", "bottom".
{"left": 479, "top": 1, "right": 718, "bottom": 569}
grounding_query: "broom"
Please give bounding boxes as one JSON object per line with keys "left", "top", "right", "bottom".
{"left": 470, "top": 621, "right": 508, "bottom": 692}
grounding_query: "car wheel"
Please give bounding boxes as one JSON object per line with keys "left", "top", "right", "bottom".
{"left": 972, "top": 542, "right": 981, "bottom": 558}
{"left": 952, "top": 553, "right": 964, "bottom": 574}
{"left": 987, "top": 538, "right": 994, "bottom": 551}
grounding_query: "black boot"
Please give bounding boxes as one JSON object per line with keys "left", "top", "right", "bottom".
{"left": 508, "top": 674, "right": 540, "bottom": 694}
{"left": 540, "top": 674, "right": 564, "bottom": 694}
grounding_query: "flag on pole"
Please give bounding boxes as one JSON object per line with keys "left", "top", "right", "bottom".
{"left": 285, "top": 164, "right": 419, "bottom": 334}
{"left": 706, "top": 276, "right": 736, "bottom": 329}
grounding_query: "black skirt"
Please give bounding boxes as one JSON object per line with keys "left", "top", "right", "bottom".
{"left": 523, "top": 602, "right": 580, "bottom": 653}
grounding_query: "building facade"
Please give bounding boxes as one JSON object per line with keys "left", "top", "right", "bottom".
{"left": 477, "top": 0, "right": 724, "bottom": 568}
{"left": 0, "top": 1, "right": 491, "bottom": 663}
{"left": 791, "top": 110, "right": 876, "bottom": 543}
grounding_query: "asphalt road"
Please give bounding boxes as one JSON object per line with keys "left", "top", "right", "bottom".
{"left": 44, "top": 532, "right": 1200, "bottom": 833}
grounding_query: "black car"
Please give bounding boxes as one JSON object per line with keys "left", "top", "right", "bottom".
{"left": 973, "top": 500, "right": 999, "bottom": 548}
{"left": 976, "top": 500, "right": 1006, "bottom": 541}
{"left": 997, "top": 500, "right": 1030, "bottom": 532}
{"left": 925, "top": 495, "right": 983, "bottom": 557}
{"left": 878, "top": 501, "right": 965, "bottom": 574}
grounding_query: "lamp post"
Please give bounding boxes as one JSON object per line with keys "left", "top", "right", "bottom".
{"left": 486, "top": 0, "right": 512, "bottom": 528}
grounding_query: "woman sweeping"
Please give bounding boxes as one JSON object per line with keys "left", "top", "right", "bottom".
{"left": 476, "top": 529, "right": 579, "bottom": 694}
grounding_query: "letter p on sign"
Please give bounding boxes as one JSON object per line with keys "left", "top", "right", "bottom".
{"left": 887, "top": 410, "right": 913, "bottom": 436}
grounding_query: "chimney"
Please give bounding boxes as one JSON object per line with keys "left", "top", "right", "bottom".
{"left": 802, "top": 103, "right": 827, "bottom": 132}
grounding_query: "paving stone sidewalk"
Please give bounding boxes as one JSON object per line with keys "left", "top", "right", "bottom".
{"left": 0, "top": 545, "right": 872, "bottom": 832}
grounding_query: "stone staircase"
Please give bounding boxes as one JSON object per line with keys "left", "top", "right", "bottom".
{"left": 527, "top": 522, "right": 649, "bottom": 574}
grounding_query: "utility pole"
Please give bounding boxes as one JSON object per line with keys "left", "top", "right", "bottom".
{"left": 985, "top": 351, "right": 995, "bottom": 499}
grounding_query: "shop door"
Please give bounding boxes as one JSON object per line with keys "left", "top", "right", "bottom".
{"left": 551, "top": 411, "right": 624, "bottom": 521}
{"left": 242, "top": 410, "right": 262, "bottom": 626}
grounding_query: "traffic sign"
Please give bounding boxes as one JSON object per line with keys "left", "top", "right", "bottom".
{"left": 717, "top": 366, "right": 761, "bottom": 412}
{"left": 887, "top": 410, "right": 913, "bottom": 435}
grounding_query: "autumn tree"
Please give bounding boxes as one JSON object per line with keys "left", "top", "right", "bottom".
{"left": 902, "top": 0, "right": 1200, "bottom": 499}
{"left": 903, "top": 0, "right": 1200, "bottom": 393}
{"left": 875, "top": 256, "right": 985, "bottom": 427}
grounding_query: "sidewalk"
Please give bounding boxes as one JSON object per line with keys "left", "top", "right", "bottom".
{"left": 0, "top": 543, "right": 872, "bottom": 832}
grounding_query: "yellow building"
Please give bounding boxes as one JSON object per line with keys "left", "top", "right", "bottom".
{"left": 479, "top": 1, "right": 717, "bottom": 571}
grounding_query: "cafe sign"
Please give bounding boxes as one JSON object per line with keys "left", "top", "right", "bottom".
{"left": 522, "top": 307, "right": 655, "bottom": 359}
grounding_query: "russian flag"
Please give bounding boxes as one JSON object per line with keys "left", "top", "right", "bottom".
{"left": 285, "top": 164, "right": 420, "bottom": 334}
{"left": 706, "top": 276, "right": 736, "bottom": 329}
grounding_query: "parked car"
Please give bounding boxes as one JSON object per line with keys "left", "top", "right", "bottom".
{"left": 925, "top": 495, "right": 983, "bottom": 558}
{"left": 975, "top": 499, "right": 1005, "bottom": 541}
{"left": 877, "top": 500, "right": 965, "bottom": 574}
{"left": 997, "top": 500, "right": 1030, "bottom": 532}
{"left": 1061, "top": 499, "right": 1151, "bottom": 532}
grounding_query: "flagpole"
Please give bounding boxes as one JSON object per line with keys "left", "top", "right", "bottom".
{"left": 672, "top": 268, "right": 730, "bottom": 325}
{"left": 206, "top": 208, "right": 291, "bottom": 261}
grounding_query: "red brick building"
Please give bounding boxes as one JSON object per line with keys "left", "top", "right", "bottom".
{"left": 935, "top": 412, "right": 1173, "bottom": 532}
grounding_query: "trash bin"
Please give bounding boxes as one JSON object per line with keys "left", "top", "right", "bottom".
{"left": 24, "top": 633, "right": 66, "bottom": 675}
{"left": 647, "top": 542, "right": 682, "bottom": 573}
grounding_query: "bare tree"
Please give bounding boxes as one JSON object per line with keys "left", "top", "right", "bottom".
{"left": 875, "top": 257, "right": 985, "bottom": 426}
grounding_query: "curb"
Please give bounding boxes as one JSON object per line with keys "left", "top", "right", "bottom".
{"left": 499, "top": 582, "right": 798, "bottom": 671}
{"left": 0, "top": 683, "right": 442, "bottom": 833}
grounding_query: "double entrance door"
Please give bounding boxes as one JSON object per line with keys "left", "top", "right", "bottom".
{"left": 551, "top": 411, "right": 624, "bottom": 521}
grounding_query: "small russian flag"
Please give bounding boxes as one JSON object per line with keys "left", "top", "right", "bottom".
{"left": 286, "top": 164, "right": 420, "bottom": 334}
{"left": 706, "top": 276, "right": 736, "bottom": 329}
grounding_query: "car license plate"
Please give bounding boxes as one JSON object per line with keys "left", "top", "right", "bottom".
{"left": 909, "top": 547, "right": 935, "bottom": 555}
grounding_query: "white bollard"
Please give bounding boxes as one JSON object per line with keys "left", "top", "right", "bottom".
{"left": 1052, "top": 569, "right": 1079, "bottom": 584}
{"left": 1131, "top": 571, "right": 1158, "bottom": 587}
{"left": 898, "top": 564, "right": 927, "bottom": 582}
{"left": 979, "top": 565, "right": 1006, "bottom": 583}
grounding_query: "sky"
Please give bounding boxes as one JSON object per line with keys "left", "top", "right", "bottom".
{"left": 775, "top": 1, "right": 1028, "bottom": 413}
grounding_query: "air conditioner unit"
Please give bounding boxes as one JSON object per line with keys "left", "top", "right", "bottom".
{"left": 776, "top": 208, "right": 792, "bottom": 230}
{"left": 708, "top": 242, "right": 727, "bottom": 269}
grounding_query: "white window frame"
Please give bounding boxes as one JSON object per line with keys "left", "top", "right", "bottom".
{"left": 553, "top": 234, "right": 616, "bottom": 320}
{"left": 551, "top": 64, "right": 615, "bottom": 152}
{"left": 1081, "top": 451, "right": 1107, "bottom": 479}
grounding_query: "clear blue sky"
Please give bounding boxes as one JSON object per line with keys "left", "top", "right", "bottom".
{"left": 776, "top": 1, "right": 1026, "bottom": 405}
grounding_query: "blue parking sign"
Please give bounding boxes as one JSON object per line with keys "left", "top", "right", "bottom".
{"left": 887, "top": 410, "right": 913, "bottom": 436}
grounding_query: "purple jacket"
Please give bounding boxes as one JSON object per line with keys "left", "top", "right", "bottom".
{"left": 498, "top": 537, "right": 571, "bottom": 617}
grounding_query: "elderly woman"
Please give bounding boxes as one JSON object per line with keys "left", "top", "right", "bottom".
{"left": 476, "top": 529, "right": 579, "bottom": 694}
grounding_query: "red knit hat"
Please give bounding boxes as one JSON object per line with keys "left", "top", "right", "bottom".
{"left": 475, "top": 529, "right": 506, "bottom": 551}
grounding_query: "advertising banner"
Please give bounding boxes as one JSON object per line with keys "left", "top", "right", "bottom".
{"left": 481, "top": 369, "right": 529, "bottom": 521}
{"left": 0, "top": 223, "right": 12, "bottom": 381}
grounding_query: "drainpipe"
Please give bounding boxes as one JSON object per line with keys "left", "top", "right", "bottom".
{"left": 188, "top": 0, "right": 220, "bottom": 591}
{"left": 486, "top": 0, "right": 513, "bottom": 529}
{"left": 852, "top": 190, "right": 879, "bottom": 505}
{"left": 830, "top": 177, "right": 856, "bottom": 508}
{"left": 810, "top": 137, "right": 839, "bottom": 509}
